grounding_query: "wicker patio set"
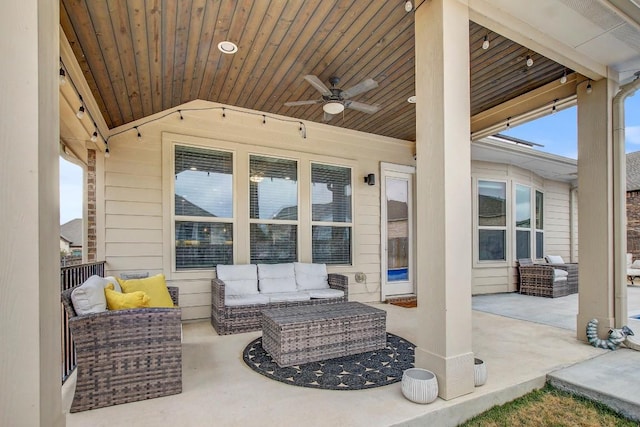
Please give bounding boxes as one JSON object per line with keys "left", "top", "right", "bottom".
{"left": 62, "top": 263, "right": 387, "bottom": 412}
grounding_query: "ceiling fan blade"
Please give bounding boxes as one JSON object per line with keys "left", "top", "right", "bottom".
{"left": 345, "top": 100, "right": 380, "bottom": 114}
{"left": 284, "top": 100, "right": 322, "bottom": 107}
{"left": 341, "top": 78, "right": 378, "bottom": 99}
{"left": 322, "top": 111, "right": 335, "bottom": 122}
{"left": 304, "top": 75, "right": 332, "bottom": 96}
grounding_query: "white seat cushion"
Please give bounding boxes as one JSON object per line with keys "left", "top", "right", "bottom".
{"left": 628, "top": 268, "right": 640, "bottom": 276}
{"left": 307, "top": 288, "right": 344, "bottom": 299}
{"left": 553, "top": 269, "right": 569, "bottom": 279}
{"left": 216, "top": 264, "right": 259, "bottom": 296}
{"left": 257, "top": 263, "right": 297, "bottom": 293}
{"left": 225, "top": 294, "right": 270, "bottom": 307}
{"left": 546, "top": 255, "right": 565, "bottom": 264}
{"left": 70, "top": 275, "right": 111, "bottom": 315}
{"left": 266, "top": 292, "right": 311, "bottom": 303}
{"left": 294, "top": 262, "right": 329, "bottom": 290}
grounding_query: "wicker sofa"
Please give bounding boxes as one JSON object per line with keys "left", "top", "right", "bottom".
{"left": 517, "top": 258, "right": 577, "bottom": 298}
{"left": 211, "top": 263, "right": 348, "bottom": 335}
{"left": 61, "top": 284, "right": 182, "bottom": 412}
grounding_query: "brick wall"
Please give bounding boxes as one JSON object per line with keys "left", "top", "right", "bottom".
{"left": 87, "top": 149, "right": 96, "bottom": 262}
{"left": 627, "top": 190, "right": 640, "bottom": 260}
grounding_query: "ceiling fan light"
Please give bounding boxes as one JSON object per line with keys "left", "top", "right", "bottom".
{"left": 323, "top": 101, "right": 345, "bottom": 115}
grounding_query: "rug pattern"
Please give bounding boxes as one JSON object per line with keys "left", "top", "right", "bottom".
{"left": 242, "top": 333, "right": 415, "bottom": 390}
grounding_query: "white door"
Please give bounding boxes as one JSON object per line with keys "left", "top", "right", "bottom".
{"left": 381, "top": 163, "right": 415, "bottom": 299}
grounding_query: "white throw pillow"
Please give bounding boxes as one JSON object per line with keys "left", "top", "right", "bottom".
{"left": 257, "top": 263, "right": 297, "bottom": 293}
{"left": 216, "top": 264, "right": 259, "bottom": 296}
{"left": 294, "top": 262, "right": 329, "bottom": 290}
{"left": 70, "top": 275, "right": 110, "bottom": 315}
{"left": 546, "top": 255, "right": 565, "bottom": 264}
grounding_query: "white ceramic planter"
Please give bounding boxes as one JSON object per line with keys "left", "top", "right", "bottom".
{"left": 401, "top": 368, "right": 438, "bottom": 404}
{"left": 474, "top": 358, "right": 487, "bottom": 387}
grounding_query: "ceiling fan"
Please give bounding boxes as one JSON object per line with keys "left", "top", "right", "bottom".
{"left": 284, "top": 75, "right": 380, "bottom": 121}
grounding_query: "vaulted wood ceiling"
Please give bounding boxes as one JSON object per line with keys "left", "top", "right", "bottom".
{"left": 60, "top": 0, "right": 569, "bottom": 142}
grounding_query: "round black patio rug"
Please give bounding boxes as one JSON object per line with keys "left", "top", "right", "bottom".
{"left": 242, "top": 333, "right": 415, "bottom": 390}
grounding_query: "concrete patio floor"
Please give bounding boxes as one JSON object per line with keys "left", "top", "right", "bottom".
{"left": 63, "top": 292, "right": 625, "bottom": 427}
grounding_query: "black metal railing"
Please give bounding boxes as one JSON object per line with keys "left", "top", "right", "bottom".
{"left": 61, "top": 261, "right": 105, "bottom": 383}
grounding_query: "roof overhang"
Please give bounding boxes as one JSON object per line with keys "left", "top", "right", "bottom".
{"left": 472, "top": 135, "right": 578, "bottom": 184}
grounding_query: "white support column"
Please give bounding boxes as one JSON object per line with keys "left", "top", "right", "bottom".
{"left": 576, "top": 77, "right": 619, "bottom": 340}
{"left": 414, "top": 0, "right": 474, "bottom": 400}
{"left": 0, "top": 1, "right": 63, "bottom": 426}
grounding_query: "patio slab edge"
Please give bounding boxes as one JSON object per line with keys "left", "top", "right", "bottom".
{"left": 391, "top": 376, "right": 547, "bottom": 427}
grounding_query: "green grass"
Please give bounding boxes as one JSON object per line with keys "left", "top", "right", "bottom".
{"left": 460, "top": 384, "right": 636, "bottom": 427}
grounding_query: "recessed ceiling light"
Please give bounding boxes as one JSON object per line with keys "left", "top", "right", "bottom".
{"left": 407, "top": 96, "right": 416, "bottom": 103}
{"left": 218, "top": 41, "right": 238, "bottom": 54}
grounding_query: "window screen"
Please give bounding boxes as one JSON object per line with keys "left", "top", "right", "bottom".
{"left": 249, "top": 155, "right": 298, "bottom": 263}
{"left": 174, "top": 145, "right": 233, "bottom": 269}
{"left": 311, "top": 163, "right": 352, "bottom": 264}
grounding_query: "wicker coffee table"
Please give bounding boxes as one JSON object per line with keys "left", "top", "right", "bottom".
{"left": 260, "top": 302, "right": 387, "bottom": 368}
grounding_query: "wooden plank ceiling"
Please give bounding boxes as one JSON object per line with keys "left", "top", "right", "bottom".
{"left": 60, "top": 0, "right": 569, "bottom": 142}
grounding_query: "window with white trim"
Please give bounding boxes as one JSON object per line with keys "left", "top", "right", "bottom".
{"left": 249, "top": 155, "right": 298, "bottom": 264}
{"left": 515, "top": 184, "right": 532, "bottom": 259}
{"left": 478, "top": 180, "right": 507, "bottom": 261}
{"left": 174, "top": 145, "right": 233, "bottom": 269}
{"left": 311, "top": 163, "right": 352, "bottom": 264}
{"left": 535, "top": 190, "right": 544, "bottom": 259}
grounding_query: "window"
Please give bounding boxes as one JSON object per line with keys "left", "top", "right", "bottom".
{"left": 535, "top": 190, "right": 544, "bottom": 259}
{"left": 311, "top": 163, "right": 352, "bottom": 264}
{"left": 478, "top": 180, "right": 506, "bottom": 261}
{"left": 174, "top": 145, "right": 233, "bottom": 269}
{"left": 515, "top": 184, "right": 531, "bottom": 259}
{"left": 249, "top": 155, "right": 298, "bottom": 264}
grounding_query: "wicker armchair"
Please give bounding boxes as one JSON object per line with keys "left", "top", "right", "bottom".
{"left": 517, "top": 258, "right": 575, "bottom": 298}
{"left": 61, "top": 286, "right": 182, "bottom": 412}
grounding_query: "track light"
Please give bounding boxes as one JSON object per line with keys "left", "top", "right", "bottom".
{"left": 526, "top": 55, "right": 533, "bottom": 67}
{"left": 586, "top": 80, "right": 592, "bottom": 94}
{"left": 482, "top": 35, "right": 490, "bottom": 50}
{"left": 135, "top": 126, "right": 142, "bottom": 142}
{"left": 59, "top": 68, "right": 66, "bottom": 85}
{"left": 178, "top": 110, "right": 184, "bottom": 120}
{"left": 560, "top": 69, "right": 567, "bottom": 84}
{"left": 552, "top": 99, "right": 558, "bottom": 114}
{"left": 76, "top": 105, "right": 85, "bottom": 119}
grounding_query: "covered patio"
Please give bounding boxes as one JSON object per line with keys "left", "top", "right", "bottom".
{"left": 62, "top": 302, "right": 607, "bottom": 427}
{"left": 4, "top": 1, "right": 640, "bottom": 425}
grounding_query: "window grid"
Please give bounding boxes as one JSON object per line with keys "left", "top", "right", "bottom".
{"left": 478, "top": 180, "right": 507, "bottom": 262}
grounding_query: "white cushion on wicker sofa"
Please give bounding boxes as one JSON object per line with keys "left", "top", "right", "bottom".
{"left": 216, "top": 264, "right": 259, "bottom": 296}
{"left": 294, "top": 262, "right": 329, "bottom": 290}
{"left": 225, "top": 294, "right": 270, "bottom": 307}
{"left": 307, "top": 288, "right": 344, "bottom": 299}
{"left": 257, "top": 263, "right": 297, "bottom": 293}
{"left": 267, "top": 292, "right": 311, "bottom": 303}
{"left": 553, "top": 269, "right": 569, "bottom": 280}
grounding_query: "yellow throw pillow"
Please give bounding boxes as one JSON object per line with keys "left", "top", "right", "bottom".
{"left": 104, "top": 284, "right": 150, "bottom": 310}
{"left": 117, "top": 274, "right": 174, "bottom": 308}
